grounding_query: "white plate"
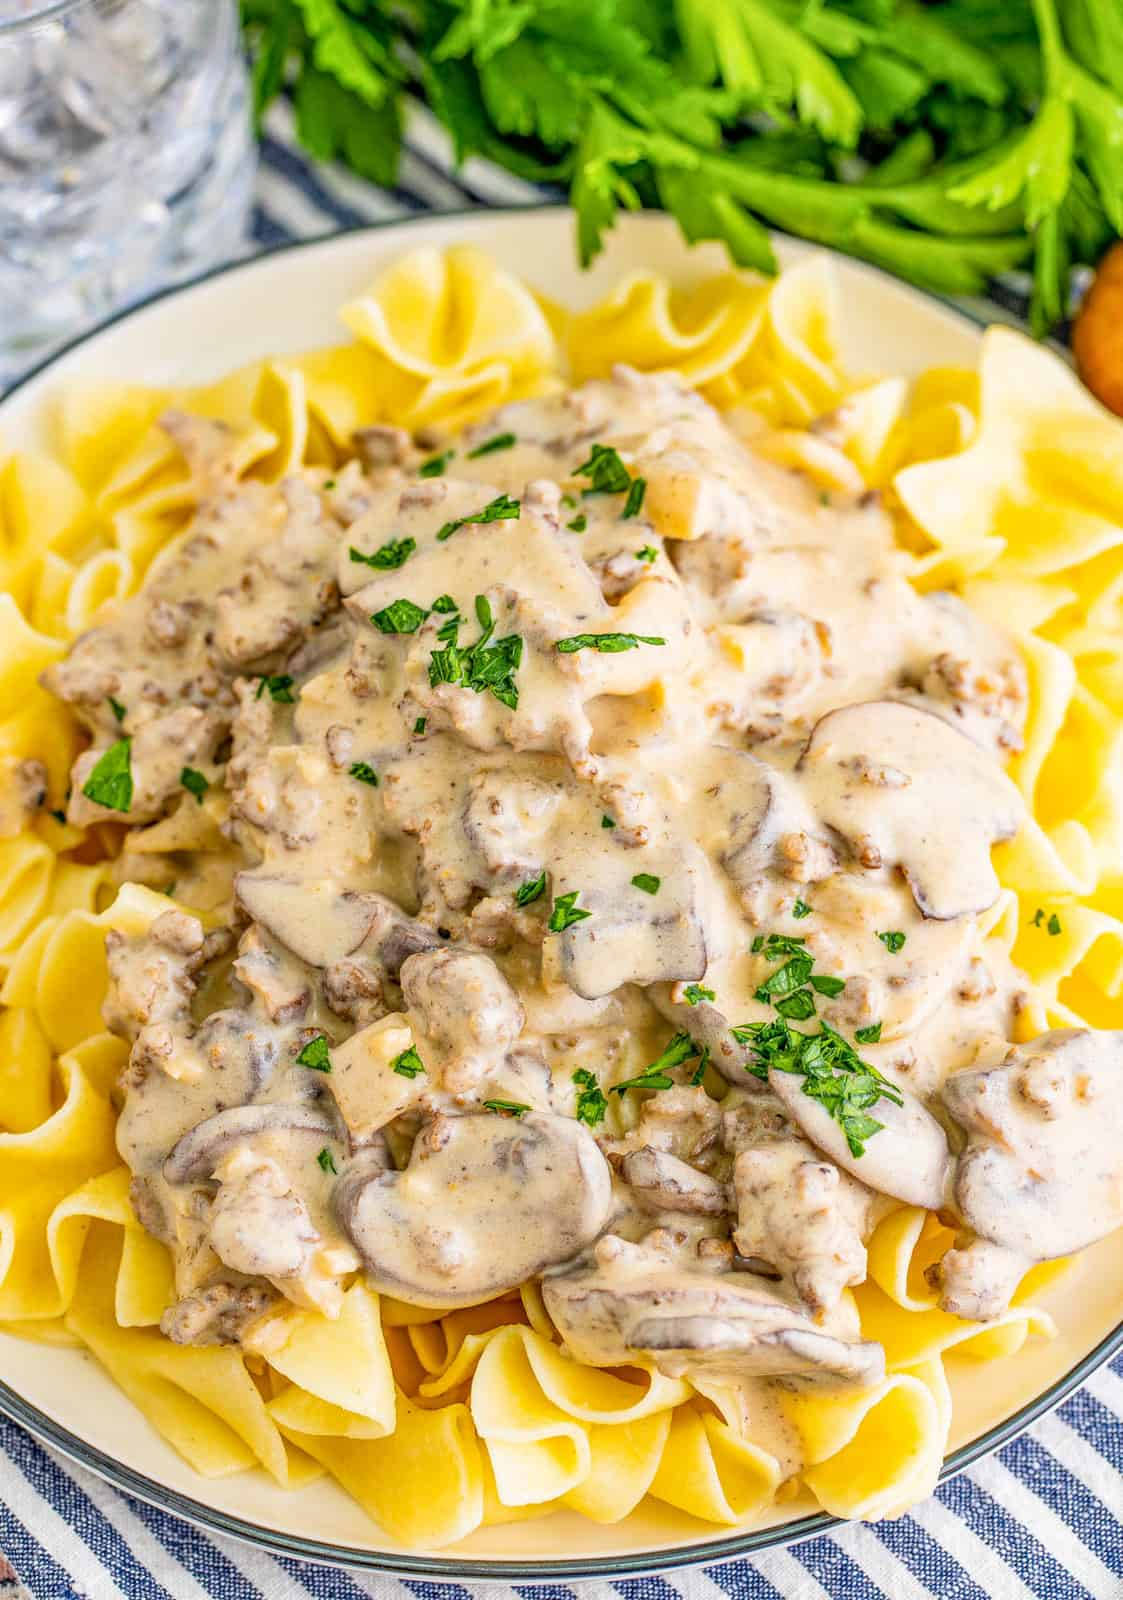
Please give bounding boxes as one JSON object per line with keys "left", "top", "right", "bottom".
{"left": 2, "top": 208, "right": 1121, "bottom": 1579}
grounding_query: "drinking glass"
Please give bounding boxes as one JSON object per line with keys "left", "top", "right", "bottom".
{"left": 0, "top": 0, "right": 256, "bottom": 385}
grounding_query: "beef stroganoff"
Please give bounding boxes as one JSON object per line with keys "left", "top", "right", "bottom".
{"left": 2, "top": 248, "right": 1122, "bottom": 1548}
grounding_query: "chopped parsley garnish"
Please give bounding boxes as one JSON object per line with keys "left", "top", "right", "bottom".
{"left": 683, "top": 983, "right": 715, "bottom": 1005}
{"left": 561, "top": 494, "right": 577, "bottom": 509}
{"left": 792, "top": 899, "right": 813, "bottom": 919}
{"left": 635, "top": 545, "right": 657, "bottom": 563}
{"left": 575, "top": 443, "right": 632, "bottom": 495}
{"left": 622, "top": 476, "right": 647, "bottom": 518}
{"left": 810, "top": 973, "right": 846, "bottom": 998}
{"left": 855, "top": 1022, "right": 883, "bottom": 1044}
{"left": 107, "top": 695, "right": 126, "bottom": 723}
{"left": 601, "top": 814, "right": 615, "bottom": 828}
{"left": 555, "top": 631, "right": 665, "bottom": 654}
{"left": 180, "top": 767, "right": 208, "bottom": 803}
{"left": 690, "top": 1047, "right": 711, "bottom": 1086}
{"left": 515, "top": 871, "right": 547, "bottom": 906}
{"left": 81, "top": 738, "right": 133, "bottom": 813}
{"left": 419, "top": 448, "right": 455, "bottom": 477}
{"left": 413, "top": 716, "right": 427, "bottom": 734}
{"left": 631, "top": 873, "right": 660, "bottom": 895}
{"left": 427, "top": 594, "right": 522, "bottom": 710}
{"left": 1048, "top": 913, "right": 1062, "bottom": 936}
{"left": 349, "top": 762, "right": 379, "bottom": 786}
{"left": 1031, "top": 907, "right": 1045, "bottom": 927}
{"left": 756, "top": 953, "right": 814, "bottom": 998}
{"left": 392, "top": 1045, "right": 426, "bottom": 1078}
{"left": 317, "top": 1147, "right": 337, "bottom": 1174}
{"left": 548, "top": 890, "right": 591, "bottom": 932}
{"left": 483, "top": 1098, "right": 530, "bottom": 1118}
{"left": 466, "top": 431, "right": 516, "bottom": 458}
{"left": 752, "top": 932, "right": 807, "bottom": 957}
{"left": 566, "top": 513, "right": 588, "bottom": 532}
{"left": 612, "top": 1031, "right": 698, "bottom": 1095}
{"left": 296, "top": 1035, "right": 332, "bottom": 1072}
{"left": 350, "top": 536, "right": 416, "bottom": 570}
{"left": 49, "top": 809, "right": 66, "bottom": 824}
{"left": 371, "top": 597, "right": 429, "bottom": 634}
{"left": 573, "top": 1068, "right": 607, "bottom": 1127}
{"left": 323, "top": 478, "right": 336, "bottom": 489}
{"left": 436, "top": 492, "right": 520, "bottom": 541}
{"left": 431, "top": 594, "right": 458, "bottom": 613}
{"left": 256, "top": 674, "right": 295, "bottom": 703}
{"left": 775, "top": 990, "right": 817, "bottom": 1021}
{"left": 734, "top": 1016, "right": 903, "bottom": 1158}
{"left": 878, "top": 931, "right": 907, "bottom": 953}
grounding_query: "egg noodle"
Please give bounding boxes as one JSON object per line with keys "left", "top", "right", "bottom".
{"left": 0, "top": 247, "right": 1119, "bottom": 1548}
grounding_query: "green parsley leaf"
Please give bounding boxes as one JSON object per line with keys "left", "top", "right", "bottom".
{"left": 757, "top": 953, "right": 814, "bottom": 996}
{"left": 392, "top": 1044, "right": 426, "bottom": 1078}
{"left": 855, "top": 1022, "right": 883, "bottom": 1044}
{"left": 635, "top": 545, "right": 657, "bottom": 563}
{"left": 256, "top": 674, "right": 295, "bottom": 703}
{"left": 466, "top": 431, "right": 516, "bottom": 458}
{"left": 548, "top": 890, "right": 592, "bottom": 932}
{"left": 683, "top": 983, "right": 715, "bottom": 1005}
{"left": 809, "top": 973, "right": 846, "bottom": 997}
{"left": 1031, "top": 908, "right": 1045, "bottom": 927}
{"left": 296, "top": 1034, "right": 332, "bottom": 1072}
{"left": 515, "top": 871, "right": 547, "bottom": 906}
{"left": 371, "top": 597, "right": 429, "bottom": 634}
{"left": 631, "top": 872, "right": 661, "bottom": 895}
{"left": 612, "top": 1031, "right": 698, "bottom": 1094}
{"left": 878, "top": 931, "right": 906, "bottom": 953}
{"left": 350, "top": 536, "right": 416, "bottom": 569}
{"left": 690, "top": 1047, "right": 710, "bottom": 1086}
{"left": 436, "top": 492, "right": 521, "bottom": 541}
{"left": 419, "top": 449, "right": 455, "bottom": 477}
{"left": 349, "top": 761, "right": 379, "bottom": 786}
{"left": 573, "top": 1067, "right": 608, "bottom": 1127}
{"left": 431, "top": 594, "right": 459, "bottom": 613}
{"left": 567, "top": 513, "right": 588, "bottom": 532}
{"left": 413, "top": 716, "right": 427, "bottom": 734}
{"left": 601, "top": 813, "right": 615, "bottom": 829}
{"left": 483, "top": 1098, "right": 530, "bottom": 1117}
{"left": 108, "top": 695, "right": 126, "bottom": 723}
{"left": 82, "top": 739, "right": 133, "bottom": 813}
{"left": 775, "top": 989, "right": 817, "bottom": 1020}
{"left": 792, "top": 899, "right": 813, "bottom": 919}
{"left": 555, "top": 631, "right": 666, "bottom": 653}
{"left": 317, "top": 1147, "right": 337, "bottom": 1174}
{"left": 575, "top": 443, "right": 632, "bottom": 495}
{"left": 180, "top": 767, "right": 208, "bottom": 804}
{"left": 1048, "top": 913, "right": 1062, "bottom": 936}
{"left": 622, "top": 476, "right": 647, "bottom": 518}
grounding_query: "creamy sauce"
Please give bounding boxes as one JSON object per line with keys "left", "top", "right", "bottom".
{"left": 43, "top": 369, "right": 1123, "bottom": 1414}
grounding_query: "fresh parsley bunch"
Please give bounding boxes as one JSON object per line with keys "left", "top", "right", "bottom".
{"left": 243, "top": 0, "right": 1123, "bottom": 332}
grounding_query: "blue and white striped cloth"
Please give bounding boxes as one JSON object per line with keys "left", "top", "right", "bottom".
{"left": 2, "top": 97, "right": 1120, "bottom": 1600}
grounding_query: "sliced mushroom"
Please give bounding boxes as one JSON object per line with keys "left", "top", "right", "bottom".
{"left": 621, "top": 1147, "right": 729, "bottom": 1216}
{"left": 938, "top": 1029, "right": 1123, "bottom": 1317}
{"left": 400, "top": 947, "right": 525, "bottom": 1092}
{"left": 543, "top": 1240, "right": 883, "bottom": 1386}
{"left": 164, "top": 1104, "right": 334, "bottom": 1185}
{"left": 335, "top": 1110, "right": 612, "bottom": 1308}
{"left": 768, "top": 1066, "right": 950, "bottom": 1210}
{"left": 235, "top": 874, "right": 379, "bottom": 967}
{"left": 557, "top": 850, "right": 709, "bottom": 1001}
{"left": 797, "top": 700, "right": 1023, "bottom": 919}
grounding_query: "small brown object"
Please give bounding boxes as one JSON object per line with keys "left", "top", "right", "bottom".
{"left": 1073, "top": 241, "right": 1123, "bottom": 416}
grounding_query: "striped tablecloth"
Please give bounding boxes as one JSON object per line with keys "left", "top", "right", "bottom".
{"left": 2, "top": 94, "right": 1121, "bottom": 1600}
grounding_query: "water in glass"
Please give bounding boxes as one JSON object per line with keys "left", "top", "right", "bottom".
{"left": 0, "top": 0, "right": 256, "bottom": 384}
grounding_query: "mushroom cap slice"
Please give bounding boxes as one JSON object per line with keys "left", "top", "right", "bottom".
{"left": 543, "top": 1252, "right": 883, "bottom": 1386}
{"left": 768, "top": 1066, "right": 951, "bottom": 1210}
{"left": 235, "top": 873, "right": 379, "bottom": 968}
{"left": 164, "top": 1104, "right": 335, "bottom": 1184}
{"left": 797, "top": 700, "right": 1023, "bottom": 919}
{"left": 334, "top": 1110, "right": 613, "bottom": 1309}
{"left": 943, "top": 1028, "right": 1123, "bottom": 1261}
